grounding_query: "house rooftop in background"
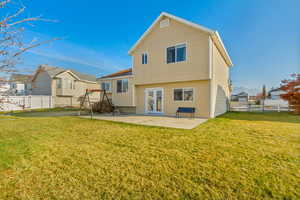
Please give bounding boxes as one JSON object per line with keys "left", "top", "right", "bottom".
{"left": 31, "top": 64, "right": 99, "bottom": 107}
{"left": 0, "top": 77, "right": 8, "bottom": 83}
{"left": 10, "top": 74, "right": 33, "bottom": 83}
{"left": 268, "top": 88, "right": 284, "bottom": 93}
{"left": 98, "top": 68, "right": 132, "bottom": 79}
{"left": 32, "top": 64, "right": 97, "bottom": 83}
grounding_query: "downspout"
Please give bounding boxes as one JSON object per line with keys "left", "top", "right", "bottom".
{"left": 209, "top": 36, "right": 214, "bottom": 118}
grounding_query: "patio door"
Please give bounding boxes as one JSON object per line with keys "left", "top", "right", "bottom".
{"left": 145, "top": 88, "right": 163, "bottom": 114}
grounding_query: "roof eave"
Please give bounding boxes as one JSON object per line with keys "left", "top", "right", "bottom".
{"left": 97, "top": 75, "right": 134, "bottom": 81}
{"left": 211, "top": 31, "right": 233, "bottom": 67}
{"left": 54, "top": 70, "right": 81, "bottom": 81}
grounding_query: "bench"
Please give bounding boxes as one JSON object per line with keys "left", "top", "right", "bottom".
{"left": 176, "top": 107, "right": 196, "bottom": 118}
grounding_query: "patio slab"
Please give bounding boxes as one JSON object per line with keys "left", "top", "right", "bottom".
{"left": 81, "top": 114, "right": 208, "bottom": 129}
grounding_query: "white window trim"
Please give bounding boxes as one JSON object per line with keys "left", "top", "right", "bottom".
{"left": 144, "top": 87, "right": 164, "bottom": 114}
{"left": 56, "top": 78, "right": 62, "bottom": 89}
{"left": 166, "top": 43, "right": 188, "bottom": 64}
{"left": 101, "top": 81, "right": 112, "bottom": 92}
{"left": 142, "top": 52, "right": 148, "bottom": 65}
{"left": 173, "top": 87, "right": 194, "bottom": 102}
{"left": 117, "top": 79, "right": 129, "bottom": 93}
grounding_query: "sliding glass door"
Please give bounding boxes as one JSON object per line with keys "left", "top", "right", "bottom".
{"left": 145, "top": 88, "right": 163, "bottom": 114}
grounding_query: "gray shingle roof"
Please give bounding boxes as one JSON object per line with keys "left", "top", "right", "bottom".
{"left": 40, "top": 65, "right": 96, "bottom": 82}
{"left": 10, "top": 74, "right": 33, "bottom": 83}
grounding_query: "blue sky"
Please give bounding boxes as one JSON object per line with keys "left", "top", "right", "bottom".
{"left": 13, "top": 0, "right": 300, "bottom": 89}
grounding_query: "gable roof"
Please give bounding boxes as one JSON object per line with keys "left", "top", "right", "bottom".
{"left": 237, "top": 92, "right": 249, "bottom": 96}
{"left": 232, "top": 92, "right": 248, "bottom": 97}
{"left": 98, "top": 68, "right": 132, "bottom": 79}
{"left": 128, "top": 12, "right": 233, "bottom": 67}
{"left": 32, "top": 65, "right": 97, "bottom": 83}
{"left": 269, "top": 88, "right": 285, "bottom": 94}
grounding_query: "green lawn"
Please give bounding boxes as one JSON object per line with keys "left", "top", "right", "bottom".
{"left": 0, "top": 112, "right": 299, "bottom": 199}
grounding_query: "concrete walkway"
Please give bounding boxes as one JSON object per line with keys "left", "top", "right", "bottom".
{"left": 81, "top": 114, "right": 207, "bottom": 129}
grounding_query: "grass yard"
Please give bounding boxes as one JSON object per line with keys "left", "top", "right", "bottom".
{"left": 0, "top": 112, "right": 299, "bottom": 199}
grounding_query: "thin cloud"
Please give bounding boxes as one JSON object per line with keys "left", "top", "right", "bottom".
{"left": 28, "top": 49, "right": 107, "bottom": 69}
{"left": 23, "top": 31, "right": 127, "bottom": 72}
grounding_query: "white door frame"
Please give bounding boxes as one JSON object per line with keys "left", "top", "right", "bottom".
{"left": 144, "top": 87, "right": 164, "bottom": 114}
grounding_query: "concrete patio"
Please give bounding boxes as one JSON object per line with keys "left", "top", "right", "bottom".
{"left": 81, "top": 114, "right": 208, "bottom": 129}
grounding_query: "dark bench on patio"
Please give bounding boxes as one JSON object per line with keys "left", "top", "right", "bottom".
{"left": 176, "top": 107, "right": 196, "bottom": 118}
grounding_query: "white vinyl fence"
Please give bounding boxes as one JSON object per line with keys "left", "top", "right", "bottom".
{"left": 0, "top": 95, "right": 53, "bottom": 111}
{"left": 230, "top": 99, "right": 289, "bottom": 112}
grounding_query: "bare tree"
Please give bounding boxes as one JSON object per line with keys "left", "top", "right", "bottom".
{"left": 0, "top": 0, "right": 59, "bottom": 111}
{"left": 262, "top": 85, "right": 266, "bottom": 112}
{"left": 0, "top": 0, "right": 59, "bottom": 74}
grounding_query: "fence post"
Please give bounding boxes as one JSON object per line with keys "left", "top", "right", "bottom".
{"left": 23, "top": 96, "right": 25, "bottom": 110}
{"left": 41, "top": 96, "right": 43, "bottom": 108}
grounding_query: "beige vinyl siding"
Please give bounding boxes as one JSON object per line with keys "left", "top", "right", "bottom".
{"left": 135, "top": 80, "right": 210, "bottom": 118}
{"left": 132, "top": 17, "right": 210, "bottom": 85}
{"left": 96, "top": 15, "right": 231, "bottom": 118}
{"left": 53, "top": 72, "right": 99, "bottom": 107}
{"left": 210, "top": 40, "right": 230, "bottom": 117}
{"left": 98, "top": 77, "right": 134, "bottom": 107}
{"left": 97, "top": 79, "right": 113, "bottom": 99}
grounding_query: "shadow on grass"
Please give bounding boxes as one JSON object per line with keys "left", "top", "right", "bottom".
{"left": 219, "top": 111, "right": 300, "bottom": 124}
{"left": 10, "top": 111, "right": 81, "bottom": 117}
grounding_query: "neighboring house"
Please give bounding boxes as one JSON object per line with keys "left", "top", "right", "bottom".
{"left": 231, "top": 92, "right": 249, "bottom": 102}
{"left": 268, "top": 88, "right": 285, "bottom": 100}
{"left": 98, "top": 68, "right": 134, "bottom": 112}
{"left": 0, "top": 78, "right": 10, "bottom": 94}
{"left": 249, "top": 96, "right": 258, "bottom": 101}
{"left": 32, "top": 65, "right": 99, "bottom": 107}
{"left": 98, "top": 12, "right": 233, "bottom": 118}
{"left": 9, "top": 74, "right": 33, "bottom": 95}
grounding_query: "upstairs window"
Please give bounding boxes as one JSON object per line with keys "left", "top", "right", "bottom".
{"left": 167, "top": 44, "right": 186, "bottom": 64}
{"left": 117, "top": 79, "right": 128, "bottom": 93}
{"left": 56, "top": 79, "right": 62, "bottom": 89}
{"left": 67, "top": 80, "right": 73, "bottom": 89}
{"left": 101, "top": 82, "right": 111, "bottom": 91}
{"left": 142, "top": 53, "right": 148, "bottom": 64}
{"left": 56, "top": 79, "right": 74, "bottom": 90}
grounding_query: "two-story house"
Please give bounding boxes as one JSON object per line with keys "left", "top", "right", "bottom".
{"left": 98, "top": 12, "right": 233, "bottom": 118}
{"left": 9, "top": 74, "right": 33, "bottom": 95}
{"left": 32, "top": 65, "right": 99, "bottom": 107}
{"left": 0, "top": 78, "right": 10, "bottom": 94}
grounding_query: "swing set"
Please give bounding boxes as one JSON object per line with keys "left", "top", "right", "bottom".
{"left": 78, "top": 89, "right": 117, "bottom": 118}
